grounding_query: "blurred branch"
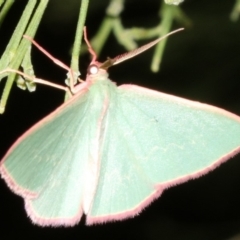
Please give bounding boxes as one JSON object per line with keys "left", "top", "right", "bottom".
{"left": 230, "top": 0, "right": 240, "bottom": 21}
{"left": 151, "top": 3, "right": 191, "bottom": 72}
{"left": 81, "top": 0, "right": 189, "bottom": 73}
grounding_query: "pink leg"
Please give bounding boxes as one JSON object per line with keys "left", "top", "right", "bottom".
{"left": 23, "top": 35, "right": 76, "bottom": 91}
{"left": 0, "top": 69, "right": 69, "bottom": 92}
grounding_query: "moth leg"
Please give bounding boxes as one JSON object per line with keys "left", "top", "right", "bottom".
{"left": 23, "top": 35, "right": 83, "bottom": 92}
{"left": 0, "top": 68, "right": 69, "bottom": 93}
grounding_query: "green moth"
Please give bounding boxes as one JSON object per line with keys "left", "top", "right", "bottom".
{"left": 1, "top": 28, "right": 240, "bottom": 226}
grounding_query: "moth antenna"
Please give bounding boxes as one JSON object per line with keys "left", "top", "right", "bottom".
{"left": 83, "top": 27, "right": 97, "bottom": 63}
{"left": 112, "top": 28, "right": 184, "bottom": 66}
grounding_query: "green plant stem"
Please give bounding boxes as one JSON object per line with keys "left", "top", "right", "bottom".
{"left": 151, "top": 3, "right": 173, "bottom": 72}
{"left": 0, "top": 0, "right": 49, "bottom": 113}
{"left": 0, "top": 0, "right": 37, "bottom": 75}
{"left": 64, "top": 0, "right": 89, "bottom": 102}
{"left": 0, "top": 0, "right": 14, "bottom": 28}
{"left": 70, "top": 0, "right": 89, "bottom": 74}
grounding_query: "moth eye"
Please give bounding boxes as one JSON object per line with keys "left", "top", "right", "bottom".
{"left": 88, "top": 64, "right": 99, "bottom": 75}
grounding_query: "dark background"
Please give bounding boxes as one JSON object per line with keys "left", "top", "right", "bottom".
{"left": 1, "top": 0, "right": 240, "bottom": 239}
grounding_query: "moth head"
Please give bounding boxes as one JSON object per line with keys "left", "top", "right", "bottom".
{"left": 87, "top": 62, "right": 108, "bottom": 80}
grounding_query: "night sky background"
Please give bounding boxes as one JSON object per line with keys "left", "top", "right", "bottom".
{"left": 1, "top": 0, "right": 240, "bottom": 239}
